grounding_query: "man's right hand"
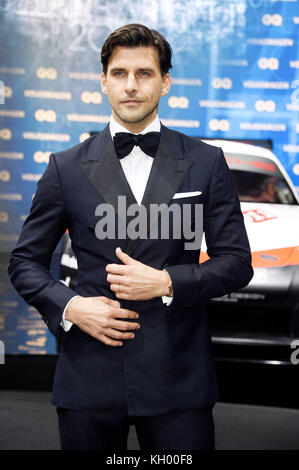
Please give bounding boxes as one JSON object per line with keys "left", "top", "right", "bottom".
{"left": 65, "top": 296, "right": 140, "bottom": 347}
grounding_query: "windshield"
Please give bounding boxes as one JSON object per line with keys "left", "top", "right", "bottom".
{"left": 231, "top": 170, "right": 298, "bottom": 205}
{"left": 224, "top": 152, "right": 298, "bottom": 205}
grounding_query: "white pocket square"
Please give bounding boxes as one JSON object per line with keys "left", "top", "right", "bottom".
{"left": 173, "top": 191, "right": 202, "bottom": 199}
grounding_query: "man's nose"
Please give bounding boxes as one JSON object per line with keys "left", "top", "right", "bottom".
{"left": 125, "top": 73, "right": 137, "bottom": 93}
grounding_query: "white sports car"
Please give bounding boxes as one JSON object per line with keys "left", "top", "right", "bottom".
{"left": 201, "top": 140, "right": 299, "bottom": 371}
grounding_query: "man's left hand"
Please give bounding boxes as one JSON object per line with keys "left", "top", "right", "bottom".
{"left": 106, "top": 247, "right": 171, "bottom": 301}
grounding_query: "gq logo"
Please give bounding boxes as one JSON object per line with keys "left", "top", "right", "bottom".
{"left": 262, "top": 14, "right": 283, "bottom": 26}
{"left": 0, "top": 129, "right": 11, "bottom": 140}
{"left": 81, "top": 91, "right": 102, "bottom": 104}
{"left": 33, "top": 151, "right": 51, "bottom": 163}
{"left": 168, "top": 96, "right": 189, "bottom": 108}
{"left": 0, "top": 212, "right": 8, "bottom": 222}
{"left": 209, "top": 119, "right": 230, "bottom": 131}
{"left": 35, "top": 109, "right": 56, "bottom": 122}
{"left": 254, "top": 100, "right": 276, "bottom": 112}
{"left": 212, "top": 78, "right": 232, "bottom": 89}
{"left": 0, "top": 170, "right": 10, "bottom": 182}
{"left": 258, "top": 58, "right": 279, "bottom": 70}
{"left": 36, "top": 67, "right": 57, "bottom": 80}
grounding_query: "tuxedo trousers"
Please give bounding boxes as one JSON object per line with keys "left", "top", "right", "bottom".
{"left": 56, "top": 405, "right": 215, "bottom": 450}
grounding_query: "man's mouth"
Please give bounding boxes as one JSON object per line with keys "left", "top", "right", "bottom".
{"left": 122, "top": 99, "right": 143, "bottom": 104}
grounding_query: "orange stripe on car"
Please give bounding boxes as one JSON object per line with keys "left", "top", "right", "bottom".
{"left": 199, "top": 246, "right": 299, "bottom": 268}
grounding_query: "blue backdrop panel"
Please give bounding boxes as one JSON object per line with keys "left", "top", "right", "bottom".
{"left": 0, "top": 0, "right": 298, "bottom": 354}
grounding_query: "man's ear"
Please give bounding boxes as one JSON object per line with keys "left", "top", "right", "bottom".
{"left": 101, "top": 72, "right": 108, "bottom": 95}
{"left": 161, "top": 73, "right": 171, "bottom": 97}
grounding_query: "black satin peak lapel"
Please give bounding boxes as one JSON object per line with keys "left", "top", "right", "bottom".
{"left": 79, "top": 135, "right": 137, "bottom": 222}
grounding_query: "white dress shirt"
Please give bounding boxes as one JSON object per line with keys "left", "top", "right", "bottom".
{"left": 60, "top": 115, "right": 171, "bottom": 332}
{"left": 110, "top": 115, "right": 160, "bottom": 205}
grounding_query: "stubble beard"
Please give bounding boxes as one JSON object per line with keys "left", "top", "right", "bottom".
{"left": 113, "top": 102, "right": 159, "bottom": 125}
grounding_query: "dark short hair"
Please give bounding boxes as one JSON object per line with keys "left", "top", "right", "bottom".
{"left": 101, "top": 23, "right": 172, "bottom": 76}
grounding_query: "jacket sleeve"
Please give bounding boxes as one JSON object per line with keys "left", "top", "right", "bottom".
{"left": 8, "top": 154, "right": 77, "bottom": 336}
{"left": 165, "top": 146, "right": 253, "bottom": 310}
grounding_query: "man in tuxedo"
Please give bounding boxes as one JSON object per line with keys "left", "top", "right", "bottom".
{"left": 8, "top": 23, "right": 253, "bottom": 450}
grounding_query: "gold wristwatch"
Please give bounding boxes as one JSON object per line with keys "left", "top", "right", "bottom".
{"left": 163, "top": 268, "right": 173, "bottom": 297}
{"left": 167, "top": 279, "right": 174, "bottom": 297}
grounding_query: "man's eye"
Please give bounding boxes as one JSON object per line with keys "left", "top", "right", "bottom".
{"left": 114, "top": 71, "right": 124, "bottom": 76}
{"left": 140, "top": 71, "right": 150, "bottom": 76}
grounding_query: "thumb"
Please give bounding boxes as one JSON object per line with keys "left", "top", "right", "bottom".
{"left": 115, "top": 247, "right": 138, "bottom": 265}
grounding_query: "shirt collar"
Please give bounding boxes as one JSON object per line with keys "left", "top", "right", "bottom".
{"left": 109, "top": 115, "right": 161, "bottom": 138}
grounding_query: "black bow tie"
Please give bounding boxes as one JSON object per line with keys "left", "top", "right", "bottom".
{"left": 114, "top": 131, "right": 160, "bottom": 159}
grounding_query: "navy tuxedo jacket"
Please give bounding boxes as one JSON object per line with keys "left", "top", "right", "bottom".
{"left": 8, "top": 124, "right": 253, "bottom": 416}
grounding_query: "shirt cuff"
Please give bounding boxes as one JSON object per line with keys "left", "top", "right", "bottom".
{"left": 60, "top": 295, "right": 80, "bottom": 331}
{"left": 162, "top": 295, "right": 173, "bottom": 306}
